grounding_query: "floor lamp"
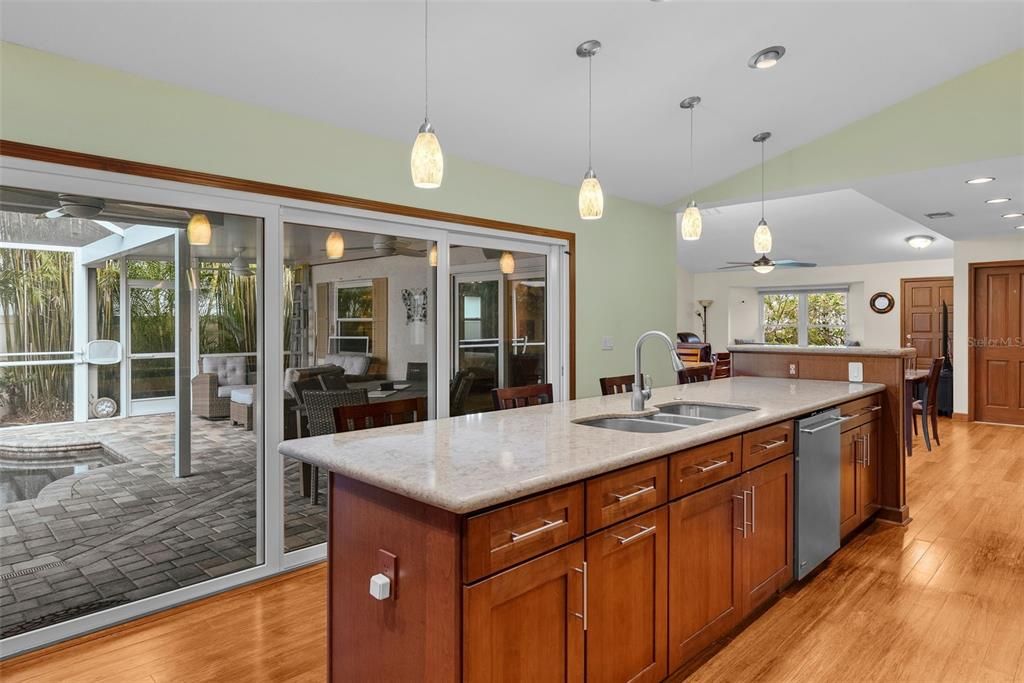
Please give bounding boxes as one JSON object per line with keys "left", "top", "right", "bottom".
{"left": 697, "top": 299, "right": 713, "bottom": 343}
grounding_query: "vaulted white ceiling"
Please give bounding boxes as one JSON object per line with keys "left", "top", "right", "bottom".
{"left": 1, "top": 0, "right": 1021, "bottom": 207}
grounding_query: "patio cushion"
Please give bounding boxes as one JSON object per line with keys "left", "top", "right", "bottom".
{"left": 217, "top": 384, "right": 249, "bottom": 398}
{"left": 230, "top": 387, "right": 254, "bottom": 405}
{"left": 326, "top": 352, "right": 370, "bottom": 377}
{"left": 202, "top": 355, "right": 247, "bottom": 387}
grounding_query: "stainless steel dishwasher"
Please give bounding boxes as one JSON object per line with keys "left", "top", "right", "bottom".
{"left": 794, "top": 407, "right": 845, "bottom": 580}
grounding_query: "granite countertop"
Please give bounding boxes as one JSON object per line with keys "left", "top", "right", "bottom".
{"left": 728, "top": 345, "right": 916, "bottom": 358}
{"left": 279, "top": 377, "right": 885, "bottom": 514}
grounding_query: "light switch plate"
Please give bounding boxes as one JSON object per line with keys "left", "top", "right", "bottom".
{"left": 788, "top": 362, "right": 798, "bottom": 377}
{"left": 601, "top": 336, "right": 614, "bottom": 351}
{"left": 848, "top": 362, "right": 864, "bottom": 383}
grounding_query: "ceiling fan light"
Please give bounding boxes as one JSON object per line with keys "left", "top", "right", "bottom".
{"left": 579, "top": 170, "right": 604, "bottom": 220}
{"left": 187, "top": 213, "right": 212, "bottom": 246}
{"left": 905, "top": 235, "right": 934, "bottom": 249}
{"left": 411, "top": 121, "right": 444, "bottom": 189}
{"left": 753, "top": 263, "right": 775, "bottom": 274}
{"left": 230, "top": 248, "right": 252, "bottom": 277}
{"left": 753, "top": 219, "right": 773, "bottom": 254}
{"left": 325, "top": 231, "right": 345, "bottom": 259}
{"left": 428, "top": 243, "right": 438, "bottom": 267}
{"left": 681, "top": 201, "right": 702, "bottom": 240}
{"left": 500, "top": 251, "right": 516, "bottom": 274}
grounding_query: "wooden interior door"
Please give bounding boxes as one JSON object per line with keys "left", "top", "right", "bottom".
{"left": 667, "top": 477, "right": 743, "bottom": 671}
{"left": 586, "top": 508, "right": 667, "bottom": 683}
{"left": 464, "top": 541, "right": 584, "bottom": 682}
{"left": 973, "top": 263, "right": 1024, "bottom": 425}
{"left": 901, "top": 277, "right": 954, "bottom": 370}
{"left": 739, "top": 455, "right": 794, "bottom": 617}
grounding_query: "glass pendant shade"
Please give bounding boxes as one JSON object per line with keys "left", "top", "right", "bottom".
{"left": 325, "top": 231, "right": 345, "bottom": 259}
{"left": 411, "top": 121, "right": 444, "bottom": 189}
{"left": 579, "top": 170, "right": 604, "bottom": 220}
{"left": 499, "top": 251, "right": 516, "bottom": 274}
{"left": 186, "top": 213, "right": 212, "bottom": 246}
{"left": 680, "top": 201, "right": 702, "bottom": 240}
{"left": 753, "top": 219, "right": 773, "bottom": 254}
{"left": 753, "top": 262, "right": 775, "bottom": 274}
{"left": 428, "top": 243, "right": 438, "bottom": 267}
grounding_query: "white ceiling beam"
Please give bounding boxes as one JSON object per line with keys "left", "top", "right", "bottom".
{"left": 79, "top": 224, "right": 177, "bottom": 266}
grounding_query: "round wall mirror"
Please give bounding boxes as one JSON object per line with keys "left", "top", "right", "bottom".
{"left": 870, "top": 292, "right": 894, "bottom": 314}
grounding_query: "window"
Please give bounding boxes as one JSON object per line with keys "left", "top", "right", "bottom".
{"left": 761, "top": 289, "right": 848, "bottom": 347}
{"left": 335, "top": 281, "right": 374, "bottom": 354}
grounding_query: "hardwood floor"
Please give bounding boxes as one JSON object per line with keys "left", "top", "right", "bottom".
{"left": 2, "top": 419, "right": 1022, "bottom": 682}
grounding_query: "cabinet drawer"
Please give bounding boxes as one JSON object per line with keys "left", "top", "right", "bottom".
{"left": 464, "top": 484, "right": 584, "bottom": 583}
{"left": 839, "top": 394, "right": 882, "bottom": 433}
{"left": 668, "top": 436, "right": 742, "bottom": 499}
{"left": 585, "top": 459, "right": 667, "bottom": 532}
{"left": 741, "top": 421, "right": 794, "bottom": 470}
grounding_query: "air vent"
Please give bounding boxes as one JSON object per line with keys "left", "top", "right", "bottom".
{"left": 924, "top": 211, "right": 954, "bottom": 220}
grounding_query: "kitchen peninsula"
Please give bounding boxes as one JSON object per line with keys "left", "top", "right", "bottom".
{"left": 280, "top": 377, "right": 892, "bottom": 682}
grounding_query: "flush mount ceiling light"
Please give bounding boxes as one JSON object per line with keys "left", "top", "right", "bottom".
{"left": 679, "top": 96, "right": 703, "bottom": 241}
{"left": 577, "top": 40, "right": 604, "bottom": 220}
{"left": 905, "top": 235, "right": 934, "bottom": 249}
{"left": 1003, "top": 212, "right": 1024, "bottom": 219}
{"left": 748, "top": 45, "right": 786, "bottom": 69}
{"left": 966, "top": 177, "right": 995, "bottom": 184}
{"left": 499, "top": 251, "right": 516, "bottom": 274}
{"left": 410, "top": 0, "right": 443, "bottom": 189}
{"left": 752, "top": 132, "right": 773, "bottom": 254}
{"left": 186, "top": 213, "right": 212, "bottom": 246}
{"left": 325, "top": 231, "right": 345, "bottom": 259}
{"left": 986, "top": 197, "right": 1011, "bottom": 204}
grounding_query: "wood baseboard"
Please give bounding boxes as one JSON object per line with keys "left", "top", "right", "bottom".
{"left": 952, "top": 412, "right": 969, "bottom": 422}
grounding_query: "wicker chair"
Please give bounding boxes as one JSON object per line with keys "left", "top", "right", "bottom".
{"left": 192, "top": 355, "right": 250, "bottom": 419}
{"left": 302, "top": 388, "right": 369, "bottom": 504}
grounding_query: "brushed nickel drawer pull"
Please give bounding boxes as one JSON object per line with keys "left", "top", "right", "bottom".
{"left": 510, "top": 518, "right": 564, "bottom": 542}
{"left": 612, "top": 524, "right": 655, "bottom": 545}
{"left": 691, "top": 459, "right": 728, "bottom": 473}
{"left": 611, "top": 484, "right": 655, "bottom": 502}
{"left": 572, "top": 563, "right": 588, "bottom": 631}
{"left": 753, "top": 438, "right": 786, "bottom": 452}
{"left": 750, "top": 486, "right": 756, "bottom": 535}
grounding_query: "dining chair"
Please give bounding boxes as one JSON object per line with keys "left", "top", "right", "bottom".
{"left": 450, "top": 369, "right": 475, "bottom": 416}
{"left": 912, "top": 356, "right": 944, "bottom": 450}
{"left": 319, "top": 370, "right": 350, "bottom": 392}
{"left": 678, "top": 365, "right": 713, "bottom": 384}
{"left": 302, "top": 388, "right": 369, "bottom": 504}
{"left": 406, "top": 362, "right": 429, "bottom": 382}
{"left": 599, "top": 374, "right": 636, "bottom": 396}
{"left": 334, "top": 397, "right": 427, "bottom": 433}
{"left": 492, "top": 383, "right": 554, "bottom": 410}
{"left": 711, "top": 352, "right": 731, "bottom": 379}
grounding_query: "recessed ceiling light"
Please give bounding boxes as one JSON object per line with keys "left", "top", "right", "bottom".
{"left": 905, "top": 235, "right": 934, "bottom": 249}
{"left": 1016, "top": 225, "right": 1024, "bottom": 230}
{"left": 748, "top": 46, "right": 786, "bottom": 69}
{"left": 986, "top": 197, "right": 1011, "bottom": 204}
{"left": 965, "top": 177, "right": 995, "bottom": 184}
{"left": 1003, "top": 212, "right": 1024, "bottom": 219}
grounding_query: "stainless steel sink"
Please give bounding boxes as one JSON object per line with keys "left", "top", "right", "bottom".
{"left": 655, "top": 402, "right": 757, "bottom": 420}
{"left": 575, "top": 416, "right": 688, "bottom": 433}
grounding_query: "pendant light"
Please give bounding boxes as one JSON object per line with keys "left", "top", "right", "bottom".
{"left": 752, "top": 132, "right": 773, "bottom": 254}
{"left": 325, "top": 231, "right": 345, "bottom": 259}
{"left": 577, "top": 40, "right": 604, "bottom": 220}
{"left": 186, "top": 213, "right": 212, "bottom": 246}
{"left": 410, "top": 0, "right": 443, "bottom": 189}
{"left": 230, "top": 247, "right": 253, "bottom": 277}
{"left": 679, "top": 96, "right": 703, "bottom": 240}
{"left": 427, "top": 243, "right": 438, "bottom": 267}
{"left": 499, "top": 251, "right": 515, "bottom": 274}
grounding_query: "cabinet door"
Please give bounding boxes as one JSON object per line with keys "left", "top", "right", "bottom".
{"left": 838, "top": 428, "right": 861, "bottom": 538}
{"left": 740, "top": 455, "right": 794, "bottom": 617}
{"left": 859, "top": 420, "right": 880, "bottom": 519}
{"left": 464, "top": 541, "right": 584, "bottom": 683}
{"left": 586, "top": 508, "right": 667, "bottom": 683}
{"left": 667, "top": 477, "right": 744, "bottom": 672}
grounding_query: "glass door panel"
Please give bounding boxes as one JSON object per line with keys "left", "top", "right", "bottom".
{"left": 506, "top": 277, "right": 546, "bottom": 387}
{"left": 453, "top": 276, "right": 501, "bottom": 414}
{"left": 127, "top": 269, "right": 176, "bottom": 412}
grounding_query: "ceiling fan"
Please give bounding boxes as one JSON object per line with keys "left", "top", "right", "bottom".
{"left": 35, "top": 193, "right": 191, "bottom": 227}
{"left": 328, "top": 235, "right": 429, "bottom": 261}
{"left": 718, "top": 254, "right": 816, "bottom": 273}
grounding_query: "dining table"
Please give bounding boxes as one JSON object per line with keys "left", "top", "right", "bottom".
{"left": 904, "top": 368, "right": 931, "bottom": 456}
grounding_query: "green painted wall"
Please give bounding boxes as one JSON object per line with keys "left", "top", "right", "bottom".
{"left": 686, "top": 49, "right": 1024, "bottom": 207}
{"left": 0, "top": 42, "right": 679, "bottom": 394}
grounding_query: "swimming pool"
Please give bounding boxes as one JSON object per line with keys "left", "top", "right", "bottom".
{"left": 0, "top": 448, "right": 125, "bottom": 504}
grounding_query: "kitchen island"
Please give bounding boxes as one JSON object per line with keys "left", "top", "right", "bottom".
{"left": 280, "top": 377, "right": 890, "bottom": 682}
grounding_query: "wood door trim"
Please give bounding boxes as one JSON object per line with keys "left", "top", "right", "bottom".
{"left": 968, "top": 259, "right": 1024, "bottom": 423}
{"left": 0, "top": 139, "right": 577, "bottom": 398}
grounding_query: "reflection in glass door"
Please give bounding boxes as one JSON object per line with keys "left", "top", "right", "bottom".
{"left": 127, "top": 263, "right": 176, "bottom": 415}
{"left": 453, "top": 274, "right": 501, "bottom": 414}
{"left": 506, "top": 276, "right": 546, "bottom": 387}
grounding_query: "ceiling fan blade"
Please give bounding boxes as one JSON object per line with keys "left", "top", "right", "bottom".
{"left": 724, "top": 261, "right": 755, "bottom": 265}
{"left": 394, "top": 247, "right": 425, "bottom": 257}
{"left": 37, "top": 208, "right": 67, "bottom": 219}
{"left": 105, "top": 201, "right": 191, "bottom": 222}
{"left": 717, "top": 264, "right": 752, "bottom": 271}
{"left": 774, "top": 260, "right": 817, "bottom": 268}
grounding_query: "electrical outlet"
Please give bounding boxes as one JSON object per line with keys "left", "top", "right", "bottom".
{"left": 848, "top": 362, "right": 864, "bottom": 383}
{"left": 601, "top": 336, "right": 614, "bottom": 351}
{"left": 788, "top": 362, "right": 798, "bottom": 377}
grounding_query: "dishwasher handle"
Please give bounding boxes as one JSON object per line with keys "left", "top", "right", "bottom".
{"left": 798, "top": 416, "right": 848, "bottom": 434}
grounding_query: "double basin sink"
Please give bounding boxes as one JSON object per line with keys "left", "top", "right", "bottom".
{"left": 577, "top": 402, "right": 757, "bottom": 433}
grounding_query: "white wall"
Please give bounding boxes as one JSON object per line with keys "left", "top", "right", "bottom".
{"left": 682, "top": 259, "right": 954, "bottom": 350}
{"left": 952, "top": 235, "right": 1024, "bottom": 415}
{"left": 312, "top": 255, "right": 435, "bottom": 382}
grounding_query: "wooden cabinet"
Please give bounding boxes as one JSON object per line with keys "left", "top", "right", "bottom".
{"left": 859, "top": 419, "right": 880, "bottom": 518}
{"left": 585, "top": 508, "right": 667, "bottom": 683}
{"left": 741, "top": 420, "right": 794, "bottom": 470}
{"left": 739, "top": 455, "right": 794, "bottom": 616}
{"left": 668, "top": 477, "right": 743, "bottom": 671}
{"left": 839, "top": 416, "right": 881, "bottom": 538}
{"left": 668, "top": 436, "right": 741, "bottom": 499}
{"left": 585, "top": 459, "right": 667, "bottom": 532}
{"left": 464, "top": 541, "right": 585, "bottom": 682}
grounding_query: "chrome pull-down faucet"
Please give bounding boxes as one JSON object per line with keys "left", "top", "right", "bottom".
{"left": 632, "top": 331, "right": 685, "bottom": 411}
